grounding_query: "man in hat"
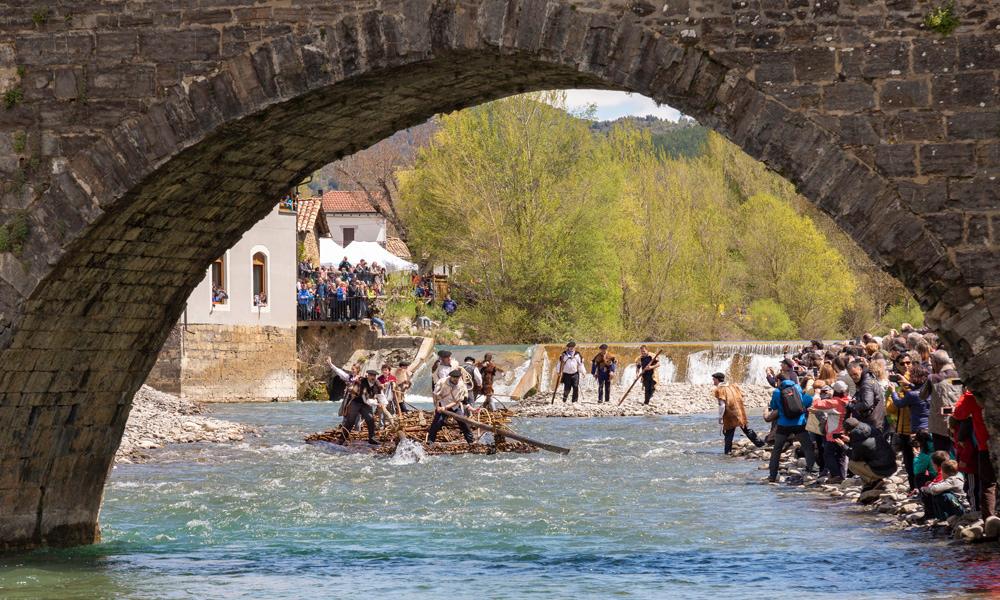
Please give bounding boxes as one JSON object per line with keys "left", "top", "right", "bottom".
{"left": 478, "top": 353, "right": 505, "bottom": 412}
{"left": 432, "top": 350, "right": 456, "bottom": 384}
{"left": 462, "top": 356, "right": 483, "bottom": 407}
{"left": 713, "top": 372, "right": 764, "bottom": 454}
{"left": 341, "top": 369, "right": 382, "bottom": 445}
{"left": 428, "top": 369, "right": 475, "bottom": 444}
{"left": 591, "top": 344, "right": 617, "bottom": 404}
{"left": 636, "top": 345, "right": 660, "bottom": 405}
{"left": 558, "top": 341, "right": 585, "bottom": 403}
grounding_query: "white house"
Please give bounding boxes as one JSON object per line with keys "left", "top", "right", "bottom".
{"left": 321, "top": 189, "right": 387, "bottom": 247}
{"left": 146, "top": 204, "right": 297, "bottom": 402}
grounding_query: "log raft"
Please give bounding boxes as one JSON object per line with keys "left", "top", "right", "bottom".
{"left": 305, "top": 408, "right": 566, "bottom": 456}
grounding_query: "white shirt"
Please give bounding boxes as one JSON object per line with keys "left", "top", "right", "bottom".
{"left": 560, "top": 351, "right": 584, "bottom": 375}
{"left": 434, "top": 360, "right": 455, "bottom": 383}
{"left": 433, "top": 378, "right": 468, "bottom": 408}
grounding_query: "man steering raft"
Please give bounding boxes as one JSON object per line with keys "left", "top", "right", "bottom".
{"left": 428, "top": 368, "right": 475, "bottom": 445}
{"left": 342, "top": 368, "right": 383, "bottom": 445}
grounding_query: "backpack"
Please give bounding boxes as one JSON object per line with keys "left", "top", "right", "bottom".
{"left": 780, "top": 384, "right": 805, "bottom": 420}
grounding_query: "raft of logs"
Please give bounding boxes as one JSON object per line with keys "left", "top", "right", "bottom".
{"left": 304, "top": 408, "right": 540, "bottom": 456}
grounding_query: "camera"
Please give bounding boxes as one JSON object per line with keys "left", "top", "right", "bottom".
{"left": 888, "top": 373, "right": 901, "bottom": 383}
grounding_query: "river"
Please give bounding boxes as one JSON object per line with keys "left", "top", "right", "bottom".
{"left": 2, "top": 403, "right": 998, "bottom": 599}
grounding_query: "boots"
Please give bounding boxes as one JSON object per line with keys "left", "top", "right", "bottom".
{"left": 747, "top": 428, "right": 765, "bottom": 448}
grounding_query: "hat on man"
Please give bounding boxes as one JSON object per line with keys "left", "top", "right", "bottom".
{"left": 464, "top": 356, "right": 476, "bottom": 363}
{"left": 832, "top": 380, "right": 848, "bottom": 394}
{"left": 449, "top": 369, "right": 462, "bottom": 378}
{"left": 712, "top": 372, "right": 726, "bottom": 382}
{"left": 599, "top": 344, "right": 609, "bottom": 350}
{"left": 567, "top": 340, "right": 576, "bottom": 347}
{"left": 437, "top": 350, "right": 452, "bottom": 358}
{"left": 366, "top": 369, "right": 378, "bottom": 376}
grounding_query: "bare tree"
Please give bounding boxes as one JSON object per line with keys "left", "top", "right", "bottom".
{"left": 331, "top": 120, "right": 437, "bottom": 243}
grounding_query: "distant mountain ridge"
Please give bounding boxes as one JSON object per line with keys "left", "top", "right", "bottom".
{"left": 590, "top": 114, "right": 709, "bottom": 159}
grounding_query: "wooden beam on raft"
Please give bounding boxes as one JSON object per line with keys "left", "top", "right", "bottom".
{"left": 436, "top": 408, "right": 571, "bottom": 455}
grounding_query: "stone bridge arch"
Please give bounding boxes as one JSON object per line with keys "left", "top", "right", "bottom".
{"left": 0, "top": 1, "right": 997, "bottom": 551}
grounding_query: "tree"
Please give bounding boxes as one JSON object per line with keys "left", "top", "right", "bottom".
{"left": 328, "top": 120, "right": 437, "bottom": 243}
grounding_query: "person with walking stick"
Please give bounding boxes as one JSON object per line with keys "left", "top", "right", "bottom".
{"left": 636, "top": 345, "right": 660, "bottom": 405}
{"left": 559, "top": 341, "right": 585, "bottom": 403}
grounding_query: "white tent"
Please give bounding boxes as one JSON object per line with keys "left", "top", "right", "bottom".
{"left": 318, "top": 238, "right": 346, "bottom": 266}
{"left": 342, "top": 241, "right": 417, "bottom": 273}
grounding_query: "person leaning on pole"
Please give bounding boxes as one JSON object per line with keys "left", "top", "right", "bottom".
{"left": 558, "top": 341, "right": 585, "bottom": 403}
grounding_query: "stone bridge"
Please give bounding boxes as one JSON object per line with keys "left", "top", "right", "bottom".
{"left": 0, "top": 0, "right": 998, "bottom": 551}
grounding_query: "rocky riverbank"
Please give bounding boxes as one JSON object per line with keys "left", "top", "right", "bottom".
{"left": 729, "top": 438, "right": 1000, "bottom": 545}
{"left": 117, "top": 386, "right": 256, "bottom": 463}
{"left": 513, "top": 383, "right": 772, "bottom": 417}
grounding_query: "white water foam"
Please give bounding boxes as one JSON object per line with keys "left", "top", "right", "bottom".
{"left": 745, "top": 353, "right": 781, "bottom": 386}
{"left": 685, "top": 350, "right": 733, "bottom": 384}
{"left": 389, "top": 437, "right": 427, "bottom": 465}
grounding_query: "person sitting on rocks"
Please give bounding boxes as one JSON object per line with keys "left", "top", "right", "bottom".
{"left": 921, "top": 459, "right": 966, "bottom": 521}
{"left": 838, "top": 417, "right": 897, "bottom": 493}
{"left": 713, "top": 372, "right": 764, "bottom": 455}
{"left": 912, "top": 431, "right": 937, "bottom": 493}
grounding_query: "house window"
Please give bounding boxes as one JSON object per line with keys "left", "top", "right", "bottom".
{"left": 252, "top": 251, "right": 268, "bottom": 307}
{"left": 342, "top": 227, "right": 356, "bottom": 246}
{"left": 211, "top": 256, "right": 228, "bottom": 305}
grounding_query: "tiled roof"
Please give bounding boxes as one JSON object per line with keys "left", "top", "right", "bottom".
{"left": 384, "top": 236, "right": 412, "bottom": 260}
{"left": 319, "top": 189, "right": 387, "bottom": 214}
{"left": 295, "top": 198, "right": 324, "bottom": 233}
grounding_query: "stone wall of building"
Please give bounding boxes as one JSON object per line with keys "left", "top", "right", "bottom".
{"left": 148, "top": 323, "right": 296, "bottom": 403}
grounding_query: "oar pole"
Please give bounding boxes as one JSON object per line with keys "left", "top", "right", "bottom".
{"left": 549, "top": 358, "right": 564, "bottom": 405}
{"left": 436, "top": 408, "right": 570, "bottom": 455}
{"left": 618, "top": 350, "right": 662, "bottom": 406}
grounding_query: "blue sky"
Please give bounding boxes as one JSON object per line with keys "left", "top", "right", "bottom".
{"left": 563, "top": 89, "right": 682, "bottom": 121}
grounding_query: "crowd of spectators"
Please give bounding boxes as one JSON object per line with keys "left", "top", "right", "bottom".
{"left": 280, "top": 191, "right": 301, "bottom": 212}
{"left": 297, "top": 257, "right": 387, "bottom": 334}
{"left": 758, "top": 324, "right": 995, "bottom": 522}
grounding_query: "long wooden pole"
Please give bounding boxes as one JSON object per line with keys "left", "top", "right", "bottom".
{"left": 549, "top": 357, "right": 564, "bottom": 405}
{"left": 618, "top": 350, "right": 662, "bottom": 406}
{"left": 436, "top": 408, "right": 570, "bottom": 455}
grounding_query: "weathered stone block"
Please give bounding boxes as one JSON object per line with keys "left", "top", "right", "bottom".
{"left": 920, "top": 143, "right": 976, "bottom": 176}
{"left": 913, "top": 37, "right": 957, "bottom": 73}
{"left": 823, "top": 82, "right": 876, "bottom": 111}
{"left": 932, "top": 72, "right": 996, "bottom": 108}
{"left": 886, "top": 111, "right": 944, "bottom": 141}
{"left": 139, "top": 29, "right": 220, "bottom": 62}
{"left": 862, "top": 40, "right": 910, "bottom": 78}
{"left": 875, "top": 143, "right": 917, "bottom": 177}
{"left": 793, "top": 47, "right": 835, "bottom": 82}
{"left": 879, "top": 78, "right": 929, "bottom": 109}
{"left": 947, "top": 112, "right": 1000, "bottom": 140}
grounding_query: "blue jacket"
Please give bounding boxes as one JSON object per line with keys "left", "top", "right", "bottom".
{"left": 297, "top": 289, "right": 312, "bottom": 306}
{"left": 770, "top": 380, "right": 813, "bottom": 427}
{"left": 892, "top": 388, "right": 929, "bottom": 432}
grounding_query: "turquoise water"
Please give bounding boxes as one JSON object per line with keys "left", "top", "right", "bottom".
{"left": 2, "top": 404, "right": 998, "bottom": 599}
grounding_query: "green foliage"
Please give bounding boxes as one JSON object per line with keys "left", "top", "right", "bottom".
{"left": 0, "top": 211, "right": 30, "bottom": 255}
{"left": 11, "top": 131, "right": 26, "bottom": 154}
{"left": 924, "top": 2, "right": 959, "bottom": 36}
{"left": 747, "top": 299, "right": 798, "bottom": 340}
{"left": 31, "top": 8, "right": 49, "bottom": 27}
{"left": 397, "top": 94, "right": 903, "bottom": 343}
{"left": 296, "top": 240, "right": 306, "bottom": 262}
{"left": 3, "top": 88, "right": 23, "bottom": 109}
{"left": 883, "top": 300, "right": 925, "bottom": 331}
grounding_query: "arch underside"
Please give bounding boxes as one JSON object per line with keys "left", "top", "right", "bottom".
{"left": 0, "top": 12, "right": 989, "bottom": 550}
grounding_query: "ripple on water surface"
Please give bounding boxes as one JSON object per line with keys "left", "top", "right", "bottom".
{"left": 0, "top": 404, "right": 996, "bottom": 599}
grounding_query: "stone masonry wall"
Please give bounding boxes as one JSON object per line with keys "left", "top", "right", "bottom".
{"left": 173, "top": 324, "right": 296, "bottom": 402}
{"left": 1, "top": 0, "right": 1000, "bottom": 551}
{"left": 145, "top": 325, "right": 182, "bottom": 395}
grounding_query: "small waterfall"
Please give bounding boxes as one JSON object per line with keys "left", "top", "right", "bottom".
{"left": 658, "top": 358, "right": 677, "bottom": 383}
{"left": 685, "top": 350, "right": 734, "bottom": 384}
{"left": 745, "top": 354, "right": 781, "bottom": 386}
{"left": 389, "top": 437, "right": 427, "bottom": 465}
{"left": 493, "top": 357, "right": 532, "bottom": 397}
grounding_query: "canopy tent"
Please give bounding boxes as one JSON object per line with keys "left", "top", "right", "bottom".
{"left": 324, "top": 240, "right": 417, "bottom": 273}
{"left": 318, "top": 238, "right": 346, "bottom": 266}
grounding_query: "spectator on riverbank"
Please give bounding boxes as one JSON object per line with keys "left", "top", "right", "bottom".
{"left": 442, "top": 295, "right": 457, "bottom": 317}
{"left": 925, "top": 350, "right": 961, "bottom": 456}
{"left": 922, "top": 459, "right": 966, "bottom": 520}
{"left": 953, "top": 389, "right": 996, "bottom": 519}
{"left": 810, "top": 380, "right": 851, "bottom": 483}
{"left": 840, "top": 417, "right": 897, "bottom": 492}
{"left": 847, "top": 360, "right": 885, "bottom": 433}
{"left": 767, "top": 378, "right": 815, "bottom": 483}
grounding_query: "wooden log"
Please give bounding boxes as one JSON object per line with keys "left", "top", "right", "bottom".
{"left": 617, "top": 350, "right": 662, "bottom": 406}
{"left": 435, "top": 408, "right": 570, "bottom": 455}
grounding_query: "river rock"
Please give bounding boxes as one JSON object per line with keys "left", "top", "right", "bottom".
{"left": 984, "top": 516, "right": 1000, "bottom": 538}
{"left": 137, "top": 439, "right": 160, "bottom": 450}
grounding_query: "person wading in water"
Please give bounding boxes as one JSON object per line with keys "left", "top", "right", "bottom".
{"left": 559, "top": 341, "right": 585, "bottom": 403}
{"left": 636, "top": 345, "right": 660, "bottom": 405}
{"left": 713, "top": 372, "right": 764, "bottom": 454}
{"left": 591, "top": 344, "right": 617, "bottom": 404}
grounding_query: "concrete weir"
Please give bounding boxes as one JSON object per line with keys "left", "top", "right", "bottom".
{"left": 2, "top": 1, "right": 1000, "bottom": 550}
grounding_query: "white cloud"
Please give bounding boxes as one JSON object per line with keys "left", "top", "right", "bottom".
{"left": 561, "top": 89, "right": 683, "bottom": 122}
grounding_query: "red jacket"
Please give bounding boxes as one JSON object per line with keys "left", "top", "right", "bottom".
{"left": 953, "top": 390, "right": 990, "bottom": 450}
